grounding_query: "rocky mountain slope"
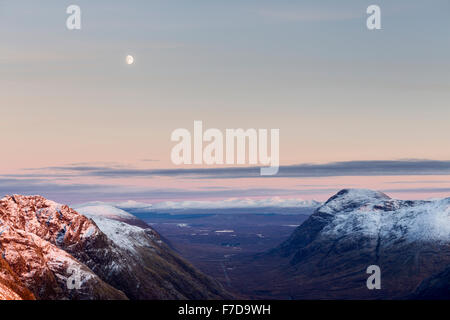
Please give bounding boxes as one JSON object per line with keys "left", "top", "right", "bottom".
{"left": 410, "top": 265, "right": 450, "bottom": 299}
{"left": 0, "top": 195, "right": 231, "bottom": 300}
{"left": 75, "top": 204, "right": 232, "bottom": 300}
{"left": 233, "top": 189, "right": 450, "bottom": 299}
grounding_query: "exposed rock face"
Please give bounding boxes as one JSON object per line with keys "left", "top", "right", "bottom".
{"left": 241, "top": 189, "right": 450, "bottom": 299}
{"left": 0, "top": 255, "right": 35, "bottom": 300}
{"left": 0, "top": 195, "right": 127, "bottom": 300}
{"left": 0, "top": 195, "right": 231, "bottom": 300}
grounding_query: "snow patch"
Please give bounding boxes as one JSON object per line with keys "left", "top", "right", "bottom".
{"left": 74, "top": 204, "right": 136, "bottom": 220}
{"left": 319, "top": 191, "right": 450, "bottom": 243}
{"left": 81, "top": 214, "right": 154, "bottom": 254}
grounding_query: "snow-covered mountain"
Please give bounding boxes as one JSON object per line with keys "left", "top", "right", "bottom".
{"left": 0, "top": 195, "right": 231, "bottom": 300}
{"left": 237, "top": 189, "right": 450, "bottom": 299}
{"left": 0, "top": 195, "right": 127, "bottom": 300}
{"left": 276, "top": 189, "right": 450, "bottom": 298}
{"left": 2, "top": 190, "right": 448, "bottom": 300}
{"left": 305, "top": 189, "right": 449, "bottom": 243}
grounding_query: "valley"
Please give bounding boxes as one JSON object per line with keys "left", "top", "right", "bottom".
{"left": 136, "top": 210, "right": 312, "bottom": 297}
{"left": 1, "top": 190, "right": 448, "bottom": 300}
{"left": 131, "top": 190, "right": 450, "bottom": 299}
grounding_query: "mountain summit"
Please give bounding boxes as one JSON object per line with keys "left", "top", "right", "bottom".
{"left": 0, "top": 195, "right": 231, "bottom": 300}
{"left": 236, "top": 189, "right": 450, "bottom": 299}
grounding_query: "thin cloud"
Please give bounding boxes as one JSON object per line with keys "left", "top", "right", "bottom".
{"left": 387, "top": 180, "right": 450, "bottom": 185}
{"left": 0, "top": 178, "right": 321, "bottom": 204}
{"left": 27, "top": 159, "right": 450, "bottom": 179}
{"left": 0, "top": 177, "right": 448, "bottom": 205}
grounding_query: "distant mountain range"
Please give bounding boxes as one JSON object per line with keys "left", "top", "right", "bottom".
{"left": 81, "top": 199, "right": 321, "bottom": 216}
{"left": 0, "top": 195, "right": 231, "bottom": 300}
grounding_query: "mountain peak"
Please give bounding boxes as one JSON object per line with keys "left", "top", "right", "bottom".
{"left": 320, "top": 189, "right": 391, "bottom": 214}
{"left": 271, "top": 190, "right": 450, "bottom": 299}
{"left": 0, "top": 194, "right": 231, "bottom": 300}
{"left": 326, "top": 188, "right": 390, "bottom": 203}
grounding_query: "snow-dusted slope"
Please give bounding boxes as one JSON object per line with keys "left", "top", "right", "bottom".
{"left": 72, "top": 204, "right": 232, "bottom": 299}
{"left": 268, "top": 189, "right": 450, "bottom": 299}
{"left": 318, "top": 189, "right": 450, "bottom": 242}
{"left": 74, "top": 204, "right": 161, "bottom": 254}
{"left": 0, "top": 195, "right": 127, "bottom": 300}
{"left": 0, "top": 195, "right": 231, "bottom": 300}
{"left": 80, "top": 212, "right": 160, "bottom": 254}
{"left": 74, "top": 204, "right": 136, "bottom": 220}
{"left": 74, "top": 203, "right": 151, "bottom": 229}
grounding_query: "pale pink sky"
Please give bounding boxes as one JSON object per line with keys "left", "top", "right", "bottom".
{"left": 1, "top": 1, "right": 449, "bottom": 204}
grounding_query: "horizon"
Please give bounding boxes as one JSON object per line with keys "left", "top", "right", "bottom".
{"left": 1, "top": 182, "right": 449, "bottom": 207}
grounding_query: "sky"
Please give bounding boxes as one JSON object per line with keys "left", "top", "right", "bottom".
{"left": 1, "top": 0, "right": 449, "bottom": 205}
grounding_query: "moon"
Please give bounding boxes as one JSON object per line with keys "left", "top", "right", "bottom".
{"left": 126, "top": 55, "right": 134, "bottom": 65}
